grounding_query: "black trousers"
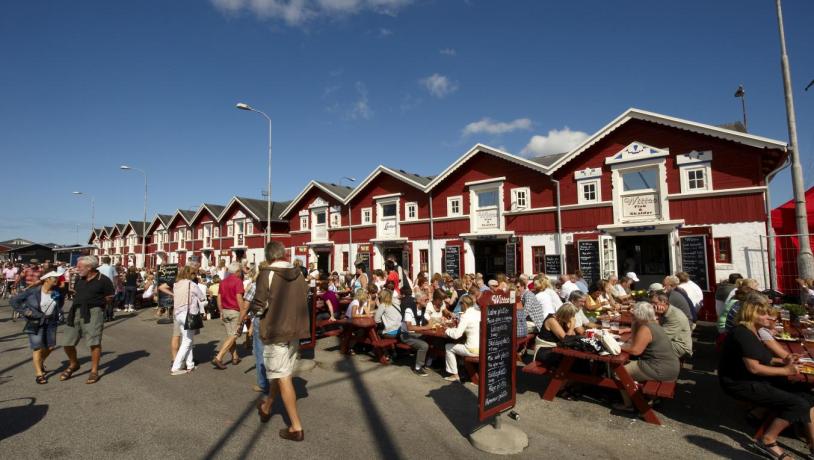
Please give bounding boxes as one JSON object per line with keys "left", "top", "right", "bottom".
{"left": 722, "top": 378, "right": 814, "bottom": 424}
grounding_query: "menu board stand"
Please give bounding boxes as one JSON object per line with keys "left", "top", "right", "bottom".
{"left": 444, "top": 246, "right": 461, "bottom": 279}
{"left": 469, "top": 290, "right": 528, "bottom": 455}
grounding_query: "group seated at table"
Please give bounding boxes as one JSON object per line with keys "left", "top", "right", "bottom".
{"left": 718, "top": 293, "right": 814, "bottom": 460}
{"left": 442, "top": 294, "right": 480, "bottom": 383}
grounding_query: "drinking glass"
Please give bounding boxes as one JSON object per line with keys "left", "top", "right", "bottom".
{"left": 601, "top": 318, "right": 610, "bottom": 329}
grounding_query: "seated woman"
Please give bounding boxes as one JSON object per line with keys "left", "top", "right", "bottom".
{"left": 443, "top": 295, "right": 480, "bottom": 382}
{"left": 719, "top": 293, "right": 814, "bottom": 460}
{"left": 717, "top": 279, "right": 759, "bottom": 333}
{"left": 317, "top": 280, "right": 340, "bottom": 321}
{"left": 426, "top": 289, "right": 452, "bottom": 325}
{"left": 534, "top": 303, "right": 579, "bottom": 367}
{"left": 345, "top": 288, "right": 370, "bottom": 319}
{"left": 373, "top": 289, "right": 401, "bottom": 339}
{"left": 615, "top": 301, "right": 680, "bottom": 411}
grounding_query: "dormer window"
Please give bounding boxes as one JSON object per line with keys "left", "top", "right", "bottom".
{"left": 510, "top": 187, "right": 529, "bottom": 211}
{"left": 678, "top": 150, "right": 713, "bottom": 193}
{"left": 575, "top": 167, "right": 602, "bottom": 205}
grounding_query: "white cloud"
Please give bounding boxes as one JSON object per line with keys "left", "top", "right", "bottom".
{"left": 521, "top": 127, "right": 589, "bottom": 157}
{"left": 379, "top": 27, "right": 393, "bottom": 37}
{"left": 347, "top": 81, "right": 372, "bottom": 120}
{"left": 211, "top": 0, "right": 412, "bottom": 26}
{"left": 439, "top": 48, "right": 456, "bottom": 56}
{"left": 462, "top": 117, "right": 532, "bottom": 137}
{"left": 419, "top": 73, "right": 458, "bottom": 98}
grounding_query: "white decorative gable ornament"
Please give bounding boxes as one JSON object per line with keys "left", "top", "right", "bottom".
{"left": 605, "top": 141, "right": 669, "bottom": 165}
{"left": 309, "top": 197, "right": 329, "bottom": 209}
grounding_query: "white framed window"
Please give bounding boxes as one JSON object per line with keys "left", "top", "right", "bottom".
{"left": 226, "top": 222, "right": 233, "bottom": 237}
{"left": 579, "top": 180, "right": 600, "bottom": 204}
{"left": 213, "top": 227, "right": 219, "bottom": 238}
{"left": 362, "top": 207, "right": 372, "bottom": 224}
{"left": 300, "top": 215, "right": 309, "bottom": 230}
{"left": 447, "top": 196, "right": 462, "bottom": 217}
{"left": 246, "top": 221, "right": 253, "bottom": 235}
{"left": 405, "top": 202, "right": 418, "bottom": 221}
{"left": 197, "top": 229, "right": 202, "bottom": 239}
{"left": 185, "top": 229, "right": 192, "bottom": 240}
{"left": 677, "top": 150, "right": 713, "bottom": 193}
{"left": 330, "top": 212, "right": 340, "bottom": 227}
{"left": 510, "top": 187, "right": 529, "bottom": 211}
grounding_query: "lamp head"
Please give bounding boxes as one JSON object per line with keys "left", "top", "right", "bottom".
{"left": 734, "top": 85, "right": 745, "bottom": 98}
{"left": 72, "top": 191, "right": 83, "bottom": 195}
{"left": 236, "top": 102, "right": 253, "bottom": 111}
{"left": 120, "top": 165, "right": 131, "bottom": 170}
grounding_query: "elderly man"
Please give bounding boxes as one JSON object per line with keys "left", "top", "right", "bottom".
{"left": 59, "top": 256, "right": 114, "bottom": 384}
{"left": 400, "top": 287, "right": 432, "bottom": 377}
{"left": 663, "top": 276, "right": 694, "bottom": 323}
{"left": 211, "top": 262, "right": 245, "bottom": 369}
{"left": 650, "top": 290, "right": 692, "bottom": 359}
{"left": 559, "top": 274, "right": 579, "bottom": 302}
{"left": 254, "top": 241, "right": 309, "bottom": 441}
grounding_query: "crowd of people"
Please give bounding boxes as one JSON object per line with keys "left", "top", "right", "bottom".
{"left": 7, "top": 252, "right": 814, "bottom": 452}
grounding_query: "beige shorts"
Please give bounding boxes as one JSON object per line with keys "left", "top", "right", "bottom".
{"left": 221, "top": 309, "right": 240, "bottom": 336}
{"left": 263, "top": 341, "right": 299, "bottom": 380}
{"left": 60, "top": 307, "right": 104, "bottom": 348}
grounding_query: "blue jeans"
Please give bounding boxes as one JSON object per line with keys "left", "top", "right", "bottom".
{"left": 253, "top": 316, "right": 269, "bottom": 393}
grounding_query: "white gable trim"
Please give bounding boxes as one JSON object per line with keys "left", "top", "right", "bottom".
{"left": 547, "top": 108, "right": 787, "bottom": 174}
{"left": 220, "top": 197, "right": 262, "bottom": 222}
{"left": 425, "top": 143, "right": 547, "bottom": 192}
{"left": 279, "top": 180, "right": 350, "bottom": 219}
{"left": 344, "top": 166, "right": 428, "bottom": 204}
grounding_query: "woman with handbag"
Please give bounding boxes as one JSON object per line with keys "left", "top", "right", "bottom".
{"left": 170, "top": 266, "right": 205, "bottom": 376}
{"left": 10, "top": 271, "right": 64, "bottom": 384}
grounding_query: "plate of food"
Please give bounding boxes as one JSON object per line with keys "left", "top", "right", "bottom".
{"left": 776, "top": 331, "right": 797, "bottom": 342}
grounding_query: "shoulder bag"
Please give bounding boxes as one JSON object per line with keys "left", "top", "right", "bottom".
{"left": 184, "top": 280, "right": 204, "bottom": 331}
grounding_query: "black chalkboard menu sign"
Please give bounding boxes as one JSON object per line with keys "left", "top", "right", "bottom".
{"left": 505, "top": 242, "right": 517, "bottom": 277}
{"left": 578, "top": 240, "right": 600, "bottom": 286}
{"left": 157, "top": 263, "right": 179, "bottom": 286}
{"left": 478, "top": 291, "right": 517, "bottom": 422}
{"left": 356, "top": 252, "right": 371, "bottom": 274}
{"left": 680, "top": 235, "right": 709, "bottom": 291}
{"left": 544, "top": 254, "right": 562, "bottom": 276}
{"left": 445, "top": 245, "right": 461, "bottom": 279}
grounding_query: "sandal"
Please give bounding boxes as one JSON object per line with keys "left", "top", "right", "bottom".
{"left": 256, "top": 400, "right": 271, "bottom": 423}
{"left": 232, "top": 357, "right": 242, "bottom": 365}
{"left": 59, "top": 365, "right": 80, "bottom": 381}
{"left": 35, "top": 375, "right": 47, "bottom": 385}
{"left": 85, "top": 372, "right": 100, "bottom": 384}
{"left": 754, "top": 439, "right": 792, "bottom": 460}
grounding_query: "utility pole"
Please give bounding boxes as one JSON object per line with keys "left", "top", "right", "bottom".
{"left": 775, "top": 0, "right": 814, "bottom": 279}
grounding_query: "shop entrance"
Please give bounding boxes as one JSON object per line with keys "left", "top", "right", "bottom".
{"left": 382, "top": 246, "right": 404, "bottom": 268}
{"left": 315, "top": 250, "right": 331, "bottom": 276}
{"left": 472, "top": 240, "right": 506, "bottom": 280}
{"left": 615, "top": 234, "right": 670, "bottom": 288}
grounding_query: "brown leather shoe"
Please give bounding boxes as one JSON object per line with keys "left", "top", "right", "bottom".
{"left": 279, "top": 428, "right": 304, "bottom": 442}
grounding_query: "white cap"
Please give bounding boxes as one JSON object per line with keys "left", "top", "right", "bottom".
{"left": 625, "top": 272, "right": 640, "bottom": 282}
{"left": 487, "top": 279, "right": 499, "bottom": 287}
{"left": 648, "top": 282, "right": 664, "bottom": 292}
{"left": 40, "top": 271, "right": 60, "bottom": 281}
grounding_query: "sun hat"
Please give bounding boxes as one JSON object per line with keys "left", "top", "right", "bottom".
{"left": 625, "top": 272, "right": 640, "bottom": 282}
{"left": 39, "top": 271, "right": 60, "bottom": 281}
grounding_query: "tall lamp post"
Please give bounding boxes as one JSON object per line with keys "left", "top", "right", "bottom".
{"left": 236, "top": 102, "right": 272, "bottom": 244}
{"left": 72, "top": 191, "right": 95, "bottom": 236}
{"left": 340, "top": 176, "right": 356, "bottom": 270}
{"left": 774, "top": 0, "right": 814, "bottom": 279}
{"left": 734, "top": 84, "right": 748, "bottom": 131}
{"left": 120, "top": 165, "right": 148, "bottom": 269}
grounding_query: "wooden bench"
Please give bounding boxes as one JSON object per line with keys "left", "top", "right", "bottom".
{"left": 521, "top": 360, "right": 549, "bottom": 376}
{"left": 463, "top": 356, "right": 480, "bottom": 384}
{"left": 641, "top": 380, "right": 677, "bottom": 399}
{"left": 366, "top": 328, "right": 397, "bottom": 365}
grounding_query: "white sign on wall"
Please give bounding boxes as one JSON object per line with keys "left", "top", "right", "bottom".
{"left": 380, "top": 220, "right": 397, "bottom": 238}
{"left": 477, "top": 209, "right": 499, "bottom": 229}
{"left": 621, "top": 193, "right": 658, "bottom": 220}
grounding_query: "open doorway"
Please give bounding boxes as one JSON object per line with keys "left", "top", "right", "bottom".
{"left": 382, "top": 246, "right": 404, "bottom": 267}
{"left": 472, "top": 240, "right": 506, "bottom": 280}
{"left": 615, "top": 234, "right": 670, "bottom": 289}
{"left": 315, "top": 250, "right": 331, "bottom": 276}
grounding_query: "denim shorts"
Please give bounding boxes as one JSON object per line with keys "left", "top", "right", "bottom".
{"left": 28, "top": 319, "right": 58, "bottom": 350}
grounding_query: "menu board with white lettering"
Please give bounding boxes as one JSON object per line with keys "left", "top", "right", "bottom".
{"left": 356, "top": 252, "right": 370, "bottom": 274}
{"left": 680, "top": 235, "right": 709, "bottom": 291}
{"left": 505, "top": 242, "right": 517, "bottom": 277}
{"left": 157, "top": 263, "right": 178, "bottom": 286}
{"left": 478, "top": 291, "right": 517, "bottom": 422}
{"left": 544, "top": 254, "right": 562, "bottom": 276}
{"left": 578, "top": 240, "right": 600, "bottom": 287}
{"left": 444, "top": 245, "right": 461, "bottom": 279}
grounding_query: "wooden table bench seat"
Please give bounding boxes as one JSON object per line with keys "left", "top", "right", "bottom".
{"left": 641, "top": 380, "right": 677, "bottom": 399}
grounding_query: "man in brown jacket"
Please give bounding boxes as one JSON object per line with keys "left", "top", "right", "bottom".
{"left": 254, "top": 241, "right": 309, "bottom": 441}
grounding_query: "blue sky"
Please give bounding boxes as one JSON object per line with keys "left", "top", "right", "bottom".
{"left": 1, "top": 0, "right": 813, "bottom": 244}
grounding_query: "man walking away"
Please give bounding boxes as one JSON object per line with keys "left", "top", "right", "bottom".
{"left": 211, "top": 262, "right": 244, "bottom": 369}
{"left": 254, "top": 241, "right": 309, "bottom": 441}
{"left": 59, "top": 256, "right": 114, "bottom": 384}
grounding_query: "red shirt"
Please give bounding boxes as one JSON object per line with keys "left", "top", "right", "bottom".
{"left": 387, "top": 271, "right": 400, "bottom": 294}
{"left": 218, "top": 274, "right": 244, "bottom": 311}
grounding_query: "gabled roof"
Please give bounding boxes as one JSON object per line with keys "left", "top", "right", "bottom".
{"left": 167, "top": 209, "right": 196, "bottom": 228}
{"left": 222, "top": 196, "right": 290, "bottom": 223}
{"left": 545, "top": 108, "right": 789, "bottom": 174}
{"left": 87, "top": 228, "right": 103, "bottom": 245}
{"left": 345, "top": 165, "right": 434, "bottom": 203}
{"left": 124, "top": 221, "right": 150, "bottom": 237}
{"left": 279, "top": 180, "right": 355, "bottom": 219}
{"left": 109, "top": 224, "right": 126, "bottom": 237}
{"left": 190, "top": 203, "right": 226, "bottom": 225}
{"left": 102, "top": 226, "right": 114, "bottom": 237}
{"left": 146, "top": 214, "right": 174, "bottom": 235}
{"left": 425, "top": 143, "right": 548, "bottom": 191}
{"left": 528, "top": 152, "right": 568, "bottom": 168}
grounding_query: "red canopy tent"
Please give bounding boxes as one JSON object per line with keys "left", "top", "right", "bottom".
{"left": 772, "top": 186, "right": 814, "bottom": 294}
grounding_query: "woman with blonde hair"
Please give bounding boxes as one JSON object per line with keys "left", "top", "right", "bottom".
{"left": 534, "top": 302, "right": 579, "bottom": 366}
{"left": 719, "top": 292, "right": 814, "bottom": 460}
{"left": 171, "top": 265, "right": 205, "bottom": 375}
{"left": 534, "top": 275, "right": 562, "bottom": 316}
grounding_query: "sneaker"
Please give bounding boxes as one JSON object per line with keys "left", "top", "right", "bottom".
{"left": 170, "top": 369, "right": 189, "bottom": 376}
{"left": 413, "top": 367, "right": 429, "bottom": 377}
{"left": 443, "top": 375, "right": 460, "bottom": 382}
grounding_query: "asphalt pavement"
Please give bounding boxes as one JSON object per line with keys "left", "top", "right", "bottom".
{"left": 0, "top": 298, "right": 804, "bottom": 459}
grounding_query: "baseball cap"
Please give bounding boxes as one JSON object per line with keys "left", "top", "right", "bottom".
{"left": 648, "top": 282, "right": 664, "bottom": 293}
{"left": 487, "top": 279, "right": 499, "bottom": 288}
{"left": 626, "top": 272, "right": 640, "bottom": 282}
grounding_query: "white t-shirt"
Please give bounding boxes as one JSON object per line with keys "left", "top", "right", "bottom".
{"left": 575, "top": 309, "right": 591, "bottom": 328}
{"left": 535, "top": 291, "right": 556, "bottom": 317}
{"left": 4, "top": 267, "right": 18, "bottom": 280}
{"left": 40, "top": 290, "right": 57, "bottom": 316}
{"left": 680, "top": 281, "right": 704, "bottom": 308}
{"left": 560, "top": 281, "right": 579, "bottom": 302}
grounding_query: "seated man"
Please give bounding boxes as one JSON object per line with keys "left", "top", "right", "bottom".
{"left": 650, "top": 290, "right": 692, "bottom": 359}
{"left": 400, "top": 287, "right": 432, "bottom": 377}
{"left": 568, "top": 291, "right": 597, "bottom": 334}
{"left": 443, "top": 294, "right": 480, "bottom": 382}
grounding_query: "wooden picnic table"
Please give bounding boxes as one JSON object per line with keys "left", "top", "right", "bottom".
{"left": 773, "top": 325, "right": 814, "bottom": 384}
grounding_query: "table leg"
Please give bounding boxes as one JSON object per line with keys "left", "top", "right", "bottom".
{"left": 542, "top": 355, "right": 575, "bottom": 401}
{"left": 339, "top": 326, "right": 352, "bottom": 355}
{"left": 612, "top": 363, "right": 661, "bottom": 425}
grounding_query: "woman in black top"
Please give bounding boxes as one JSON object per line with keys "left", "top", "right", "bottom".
{"left": 719, "top": 293, "right": 814, "bottom": 460}
{"left": 534, "top": 303, "right": 579, "bottom": 366}
{"left": 123, "top": 266, "right": 139, "bottom": 313}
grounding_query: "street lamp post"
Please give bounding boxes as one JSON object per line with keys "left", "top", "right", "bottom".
{"left": 734, "top": 84, "right": 748, "bottom": 131}
{"left": 236, "top": 102, "right": 272, "bottom": 244}
{"left": 72, "top": 191, "right": 95, "bottom": 235}
{"left": 340, "top": 176, "right": 356, "bottom": 270}
{"left": 774, "top": 0, "right": 814, "bottom": 280}
{"left": 120, "top": 165, "right": 148, "bottom": 269}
